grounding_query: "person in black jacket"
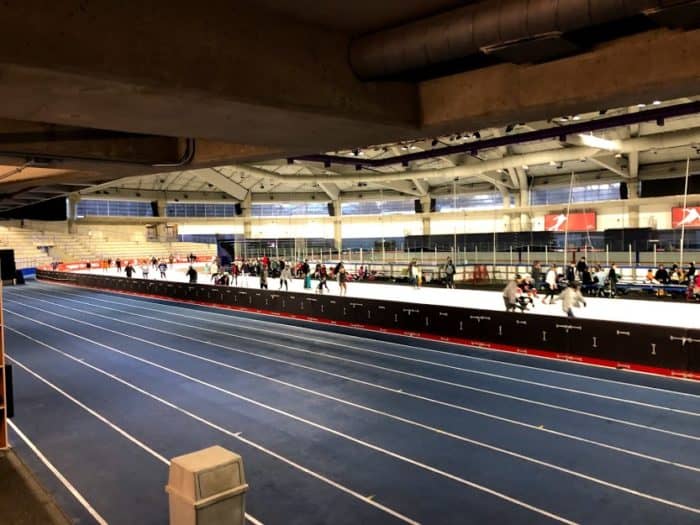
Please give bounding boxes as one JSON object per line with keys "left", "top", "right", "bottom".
{"left": 655, "top": 264, "right": 669, "bottom": 284}
{"left": 608, "top": 263, "right": 619, "bottom": 297}
{"left": 576, "top": 257, "right": 587, "bottom": 279}
{"left": 186, "top": 265, "right": 198, "bottom": 283}
{"left": 124, "top": 262, "right": 135, "bottom": 278}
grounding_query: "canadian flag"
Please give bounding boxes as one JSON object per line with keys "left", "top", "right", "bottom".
{"left": 672, "top": 207, "right": 700, "bottom": 228}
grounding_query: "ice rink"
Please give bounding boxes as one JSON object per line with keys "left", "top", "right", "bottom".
{"left": 78, "top": 263, "right": 700, "bottom": 330}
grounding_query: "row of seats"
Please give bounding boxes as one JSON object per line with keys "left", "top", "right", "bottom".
{"left": 0, "top": 224, "right": 216, "bottom": 267}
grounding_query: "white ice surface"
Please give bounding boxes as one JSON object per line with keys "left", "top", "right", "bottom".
{"left": 77, "top": 264, "right": 699, "bottom": 330}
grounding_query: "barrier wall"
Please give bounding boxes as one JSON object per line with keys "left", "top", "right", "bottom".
{"left": 36, "top": 270, "right": 700, "bottom": 380}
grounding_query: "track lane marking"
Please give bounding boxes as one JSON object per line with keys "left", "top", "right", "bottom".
{"left": 10, "top": 289, "right": 700, "bottom": 473}
{"left": 7, "top": 296, "right": 699, "bottom": 443}
{"left": 21, "top": 286, "right": 698, "bottom": 415}
{"left": 8, "top": 420, "right": 109, "bottom": 525}
{"left": 5, "top": 313, "right": 576, "bottom": 524}
{"left": 28, "top": 282, "right": 700, "bottom": 398}
{"left": 5, "top": 330, "right": 412, "bottom": 525}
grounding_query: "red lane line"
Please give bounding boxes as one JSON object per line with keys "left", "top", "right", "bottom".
{"left": 36, "top": 277, "right": 700, "bottom": 382}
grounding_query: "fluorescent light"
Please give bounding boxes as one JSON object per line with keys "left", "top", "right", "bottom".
{"left": 572, "top": 115, "right": 580, "bottom": 121}
{"left": 576, "top": 133, "right": 621, "bottom": 152}
{"left": 548, "top": 161, "right": 556, "bottom": 166}
{"left": 652, "top": 100, "right": 661, "bottom": 105}
{"left": 522, "top": 165, "right": 529, "bottom": 170}
{"left": 637, "top": 103, "right": 646, "bottom": 108}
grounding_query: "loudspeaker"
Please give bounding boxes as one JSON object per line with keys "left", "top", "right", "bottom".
{"left": 414, "top": 199, "right": 423, "bottom": 213}
{"left": 619, "top": 182, "right": 628, "bottom": 200}
{"left": 234, "top": 203, "right": 243, "bottom": 216}
{"left": 429, "top": 198, "right": 437, "bottom": 212}
{"left": 327, "top": 202, "right": 335, "bottom": 216}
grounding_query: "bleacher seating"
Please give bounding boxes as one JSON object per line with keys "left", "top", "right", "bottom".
{"left": 0, "top": 223, "right": 216, "bottom": 268}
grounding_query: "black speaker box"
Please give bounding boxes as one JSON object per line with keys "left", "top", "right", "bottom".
{"left": 619, "top": 182, "right": 628, "bottom": 200}
{"left": 429, "top": 198, "right": 437, "bottom": 212}
{"left": 234, "top": 203, "right": 243, "bottom": 216}
{"left": 150, "top": 201, "right": 160, "bottom": 216}
{"left": 327, "top": 202, "right": 335, "bottom": 216}
{"left": 414, "top": 199, "right": 423, "bottom": 213}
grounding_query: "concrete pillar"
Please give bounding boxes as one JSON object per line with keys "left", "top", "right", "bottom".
{"left": 241, "top": 194, "right": 252, "bottom": 239}
{"left": 626, "top": 180, "right": 640, "bottom": 228}
{"left": 420, "top": 194, "right": 432, "bottom": 236}
{"left": 67, "top": 194, "right": 80, "bottom": 233}
{"left": 501, "top": 190, "right": 512, "bottom": 232}
{"left": 156, "top": 199, "right": 168, "bottom": 240}
{"left": 332, "top": 199, "right": 342, "bottom": 252}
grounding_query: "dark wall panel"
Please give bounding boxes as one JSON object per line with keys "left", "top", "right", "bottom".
{"left": 36, "top": 270, "right": 700, "bottom": 376}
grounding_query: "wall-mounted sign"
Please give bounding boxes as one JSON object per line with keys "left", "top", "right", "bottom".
{"left": 544, "top": 212, "right": 596, "bottom": 232}
{"left": 672, "top": 207, "right": 700, "bottom": 228}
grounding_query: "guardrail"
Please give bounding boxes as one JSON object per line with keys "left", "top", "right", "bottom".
{"left": 37, "top": 270, "right": 700, "bottom": 380}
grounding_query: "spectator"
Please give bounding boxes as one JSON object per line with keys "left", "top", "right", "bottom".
{"left": 115, "top": 258, "right": 122, "bottom": 273}
{"left": 141, "top": 263, "right": 149, "bottom": 279}
{"left": 444, "top": 257, "right": 456, "bottom": 289}
{"left": 594, "top": 265, "right": 607, "bottom": 294}
{"left": 542, "top": 264, "right": 558, "bottom": 304}
{"left": 302, "top": 259, "right": 311, "bottom": 289}
{"left": 151, "top": 256, "right": 158, "bottom": 268}
{"left": 554, "top": 282, "right": 587, "bottom": 318}
{"left": 655, "top": 264, "right": 669, "bottom": 284}
{"left": 124, "top": 262, "right": 135, "bottom": 278}
{"left": 644, "top": 268, "right": 658, "bottom": 284}
{"left": 687, "top": 261, "right": 696, "bottom": 280}
{"left": 186, "top": 265, "right": 198, "bottom": 283}
{"left": 565, "top": 263, "right": 576, "bottom": 283}
{"left": 158, "top": 260, "right": 167, "bottom": 279}
{"left": 502, "top": 277, "right": 524, "bottom": 312}
{"left": 531, "top": 261, "right": 542, "bottom": 284}
{"left": 260, "top": 265, "right": 268, "bottom": 289}
{"left": 337, "top": 264, "right": 348, "bottom": 296}
{"left": 608, "top": 263, "right": 619, "bottom": 296}
{"left": 576, "top": 257, "right": 588, "bottom": 279}
{"left": 279, "top": 264, "right": 291, "bottom": 291}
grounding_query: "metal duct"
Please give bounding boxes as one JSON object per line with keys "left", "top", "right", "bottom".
{"left": 350, "top": 0, "right": 663, "bottom": 79}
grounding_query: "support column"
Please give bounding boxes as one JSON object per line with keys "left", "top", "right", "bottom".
{"left": 241, "top": 194, "right": 252, "bottom": 239}
{"left": 626, "top": 181, "right": 640, "bottom": 228}
{"left": 420, "top": 194, "right": 432, "bottom": 236}
{"left": 155, "top": 199, "right": 168, "bottom": 240}
{"left": 332, "top": 199, "right": 342, "bottom": 252}
{"left": 67, "top": 194, "right": 80, "bottom": 233}
{"left": 501, "top": 190, "right": 512, "bottom": 232}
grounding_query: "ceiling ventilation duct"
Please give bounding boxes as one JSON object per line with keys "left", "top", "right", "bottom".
{"left": 350, "top": 0, "right": 692, "bottom": 80}
{"left": 644, "top": 0, "right": 700, "bottom": 28}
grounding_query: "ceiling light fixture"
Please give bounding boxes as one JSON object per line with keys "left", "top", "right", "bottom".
{"left": 652, "top": 100, "right": 661, "bottom": 105}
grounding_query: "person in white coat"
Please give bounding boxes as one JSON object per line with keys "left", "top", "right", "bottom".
{"left": 554, "top": 282, "right": 587, "bottom": 318}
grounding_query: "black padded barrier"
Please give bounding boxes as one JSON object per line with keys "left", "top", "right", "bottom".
{"left": 36, "top": 270, "right": 699, "bottom": 376}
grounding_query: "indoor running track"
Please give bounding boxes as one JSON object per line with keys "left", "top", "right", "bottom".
{"left": 3, "top": 281, "right": 700, "bottom": 525}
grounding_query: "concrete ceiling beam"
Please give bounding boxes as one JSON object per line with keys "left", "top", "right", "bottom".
{"left": 191, "top": 168, "right": 249, "bottom": 201}
{"left": 420, "top": 28, "right": 700, "bottom": 136}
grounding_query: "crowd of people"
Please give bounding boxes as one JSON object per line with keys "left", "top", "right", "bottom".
{"left": 504, "top": 256, "right": 699, "bottom": 316}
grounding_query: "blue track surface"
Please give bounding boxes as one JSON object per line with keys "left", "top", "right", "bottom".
{"left": 3, "top": 281, "right": 700, "bottom": 524}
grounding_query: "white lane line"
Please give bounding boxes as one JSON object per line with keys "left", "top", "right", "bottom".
{"left": 32, "top": 283, "right": 700, "bottom": 398}
{"left": 6, "top": 330, "right": 415, "bottom": 525}
{"left": 5, "top": 312, "right": 576, "bottom": 524}
{"left": 8, "top": 312, "right": 700, "bottom": 513}
{"left": 6, "top": 356, "right": 269, "bottom": 525}
{"left": 8, "top": 315, "right": 700, "bottom": 516}
{"left": 24, "top": 286, "right": 698, "bottom": 414}
{"left": 9, "top": 292, "right": 700, "bottom": 473}
{"left": 8, "top": 420, "right": 109, "bottom": 525}
{"left": 8, "top": 297, "right": 699, "bottom": 443}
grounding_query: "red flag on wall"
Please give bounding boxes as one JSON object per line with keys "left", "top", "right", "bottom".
{"left": 544, "top": 212, "right": 596, "bottom": 232}
{"left": 672, "top": 207, "right": 700, "bottom": 228}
